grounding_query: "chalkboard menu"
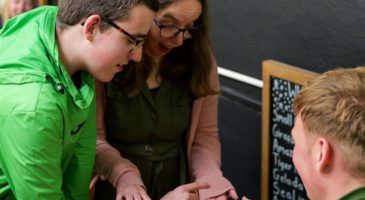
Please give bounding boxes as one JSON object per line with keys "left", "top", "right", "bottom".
{"left": 261, "top": 60, "right": 318, "bottom": 200}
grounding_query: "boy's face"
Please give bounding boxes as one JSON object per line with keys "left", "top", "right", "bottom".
{"left": 291, "top": 113, "right": 320, "bottom": 199}
{"left": 86, "top": 5, "right": 155, "bottom": 82}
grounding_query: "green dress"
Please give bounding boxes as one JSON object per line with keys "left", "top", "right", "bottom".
{"left": 96, "top": 77, "right": 193, "bottom": 200}
{"left": 340, "top": 186, "right": 365, "bottom": 200}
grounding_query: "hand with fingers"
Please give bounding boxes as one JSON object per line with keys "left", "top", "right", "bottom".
{"left": 206, "top": 188, "right": 239, "bottom": 200}
{"left": 161, "top": 182, "right": 210, "bottom": 200}
{"left": 116, "top": 184, "right": 151, "bottom": 200}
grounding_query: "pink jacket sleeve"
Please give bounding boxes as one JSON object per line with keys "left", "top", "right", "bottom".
{"left": 187, "top": 59, "right": 235, "bottom": 199}
{"left": 93, "top": 81, "right": 144, "bottom": 189}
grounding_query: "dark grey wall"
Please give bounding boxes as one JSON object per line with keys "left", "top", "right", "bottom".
{"left": 49, "top": 0, "right": 57, "bottom": 5}
{"left": 211, "top": 1, "right": 365, "bottom": 199}
{"left": 210, "top": 0, "right": 365, "bottom": 78}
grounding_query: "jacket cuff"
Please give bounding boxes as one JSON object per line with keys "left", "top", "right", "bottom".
{"left": 197, "top": 175, "right": 234, "bottom": 200}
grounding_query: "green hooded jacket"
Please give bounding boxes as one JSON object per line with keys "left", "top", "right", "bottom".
{"left": 0, "top": 6, "right": 96, "bottom": 200}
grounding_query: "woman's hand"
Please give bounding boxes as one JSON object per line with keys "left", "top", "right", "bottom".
{"left": 116, "top": 184, "right": 150, "bottom": 200}
{"left": 241, "top": 196, "right": 251, "bottom": 200}
{"left": 206, "top": 188, "right": 239, "bottom": 200}
{"left": 161, "top": 182, "right": 210, "bottom": 200}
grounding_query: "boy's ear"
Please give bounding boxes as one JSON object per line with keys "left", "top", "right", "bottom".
{"left": 314, "top": 137, "right": 332, "bottom": 174}
{"left": 82, "top": 15, "right": 102, "bottom": 41}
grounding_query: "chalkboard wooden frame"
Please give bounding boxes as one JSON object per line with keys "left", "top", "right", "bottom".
{"left": 39, "top": 0, "right": 48, "bottom": 5}
{"left": 261, "top": 60, "right": 318, "bottom": 200}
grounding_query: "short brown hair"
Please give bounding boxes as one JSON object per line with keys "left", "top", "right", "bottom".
{"left": 57, "top": 0, "right": 158, "bottom": 29}
{"left": 293, "top": 67, "right": 365, "bottom": 179}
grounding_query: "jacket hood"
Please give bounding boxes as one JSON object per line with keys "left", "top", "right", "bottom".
{"left": 0, "top": 6, "right": 94, "bottom": 109}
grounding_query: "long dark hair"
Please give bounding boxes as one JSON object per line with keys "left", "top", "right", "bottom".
{"left": 118, "top": 0, "right": 218, "bottom": 97}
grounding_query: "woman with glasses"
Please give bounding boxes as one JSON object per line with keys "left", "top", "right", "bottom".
{"left": 93, "top": 0, "right": 239, "bottom": 199}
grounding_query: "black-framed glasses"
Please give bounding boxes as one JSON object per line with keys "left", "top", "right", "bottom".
{"left": 102, "top": 17, "right": 145, "bottom": 53}
{"left": 153, "top": 18, "right": 201, "bottom": 39}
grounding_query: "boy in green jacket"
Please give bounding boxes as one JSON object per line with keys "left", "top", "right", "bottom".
{"left": 292, "top": 67, "right": 365, "bottom": 200}
{"left": 0, "top": 0, "right": 157, "bottom": 199}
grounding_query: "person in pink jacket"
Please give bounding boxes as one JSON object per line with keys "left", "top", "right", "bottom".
{"left": 92, "top": 0, "right": 238, "bottom": 199}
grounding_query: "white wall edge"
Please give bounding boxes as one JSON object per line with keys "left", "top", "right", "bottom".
{"left": 218, "top": 66, "right": 263, "bottom": 88}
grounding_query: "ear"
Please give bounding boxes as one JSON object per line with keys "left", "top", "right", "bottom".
{"left": 82, "top": 15, "right": 102, "bottom": 41}
{"left": 314, "top": 137, "right": 332, "bottom": 174}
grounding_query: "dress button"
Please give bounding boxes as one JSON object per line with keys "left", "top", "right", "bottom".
{"left": 145, "top": 145, "right": 153, "bottom": 153}
{"left": 150, "top": 113, "right": 157, "bottom": 120}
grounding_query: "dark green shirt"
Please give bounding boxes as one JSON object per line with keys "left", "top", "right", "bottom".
{"left": 104, "top": 79, "right": 193, "bottom": 199}
{"left": 340, "top": 186, "right": 365, "bottom": 200}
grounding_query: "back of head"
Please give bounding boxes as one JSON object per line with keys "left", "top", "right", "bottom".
{"left": 293, "top": 67, "right": 365, "bottom": 179}
{"left": 57, "top": 0, "right": 158, "bottom": 28}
